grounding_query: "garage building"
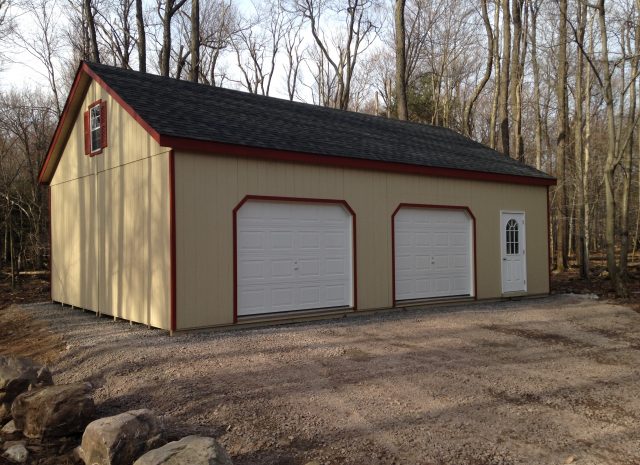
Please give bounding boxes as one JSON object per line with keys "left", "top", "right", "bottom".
{"left": 39, "top": 62, "right": 556, "bottom": 332}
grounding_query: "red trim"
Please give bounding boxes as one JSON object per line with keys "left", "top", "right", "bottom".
{"left": 161, "top": 136, "right": 556, "bottom": 187}
{"left": 39, "top": 62, "right": 88, "bottom": 183}
{"left": 83, "top": 111, "right": 90, "bottom": 155}
{"left": 100, "top": 100, "right": 108, "bottom": 149}
{"left": 83, "top": 64, "right": 160, "bottom": 141}
{"left": 169, "top": 150, "right": 177, "bottom": 332}
{"left": 391, "top": 204, "right": 478, "bottom": 306}
{"left": 547, "top": 185, "right": 552, "bottom": 293}
{"left": 48, "top": 188, "right": 52, "bottom": 302}
{"left": 232, "top": 195, "right": 357, "bottom": 323}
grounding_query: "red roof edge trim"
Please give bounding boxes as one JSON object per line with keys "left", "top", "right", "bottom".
{"left": 38, "top": 62, "right": 87, "bottom": 184}
{"left": 162, "top": 136, "right": 556, "bottom": 187}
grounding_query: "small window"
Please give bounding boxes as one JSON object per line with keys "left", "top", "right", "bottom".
{"left": 506, "top": 219, "right": 519, "bottom": 255}
{"left": 84, "top": 100, "right": 107, "bottom": 156}
{"left": 90, "top": 105, "right": 102, "bottom": 153}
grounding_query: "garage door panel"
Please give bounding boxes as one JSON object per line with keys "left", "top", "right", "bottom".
{"left": 271, "top": 259, "right": 295, "bottom": 278}
{"left": 237, "top": 200, "right": 353, "bottom": 316}
{"left": 395, "top": 207, "right": 473, "bottom": 301}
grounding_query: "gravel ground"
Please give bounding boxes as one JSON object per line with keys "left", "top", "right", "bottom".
{"left": 15, "top": 294, "right": 640, "bottom": 465}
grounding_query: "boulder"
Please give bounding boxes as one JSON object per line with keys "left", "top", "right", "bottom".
{"left": 133, "top": 436, "right": 233, "bottom": 465}
{"left": 0, "top": 356, "right": 53, "bottom": 405}
{"left": 0, "top": 403, "right": 10, "bottom": 423}
{"left": 11, "top": 383, "right": 95, "bottom": 439}
{"left": 1, "top": 420, "right": 18, "bottom": 435}
{"left": 2, "top": 443, "right": 28, "bottom": 463}
{"left": 77, "top": 409, "right": 165, "bottom": 465}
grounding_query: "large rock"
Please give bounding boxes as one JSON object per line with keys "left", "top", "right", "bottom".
{"left": 0, "top": 403, "right": 11, "bottom": 423}
{"left": 1, "top": 420, "right": 18, "bottom": 434}
{"left": 2, "top": 443, "right": 28, "bottom": 463}
{"left": 11, "top": 383, "right": 95, "bottom": 439}
{"left": 0, "top": 356, "right": 53, "bottom": 405}
{"left": 77, "top": 409, "right": 165, "bottom": 465}
{"left": 133, "top": 436, "right": 233, "bottom": 465}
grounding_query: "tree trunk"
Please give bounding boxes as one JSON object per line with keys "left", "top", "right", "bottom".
{"left": 136, "top": 0, "right": 146, "bottom": 72}
{"left": 189, "top": 0, "right": 200, "bottom": 82}
{"left": 509, "top": 0, "right": 524, "bottom": 161}
{"left": 463, "top": 0, "right": 493, "bottom": 137}
{"left": 574, "top": 0, "right": 587, "bottom": 278}
{"left": 160, "top": 1, "right": 172, "bottom": 76}
{"left": 619, "top": 17, "right": 637, "bottom": 277}
{"left": 395, "top": 0, "right": 408, "bottom": 120}
{"left": 498, "top": 0, "right": 511, "bottom": 156}
{"left": 555, "top": 0, "right": 569, "bottom": 271}
{"left": 596, "top": 0, "right": 626, "bottom": 296}
{"left": 530, "top": 1, "right": 542, "bottom": 170}
{"left": 489, "top": 1, "right": 501, "bottom": 149}
{"left": 83, "top": 0, "right": 100, "bottom": 62}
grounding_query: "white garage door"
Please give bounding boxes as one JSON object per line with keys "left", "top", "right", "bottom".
{"left": 236, "top": 200, "right": 353, "bottom": 316}
{"left": 394, "top": 207, "right": 473, "bottom": 301}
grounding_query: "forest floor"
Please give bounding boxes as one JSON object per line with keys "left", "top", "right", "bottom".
{"left": 2, "top": 268, "right": 640, "bottom": 464}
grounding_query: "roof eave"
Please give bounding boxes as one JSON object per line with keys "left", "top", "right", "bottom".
{"left": 161, "top": 135, "right": 557, "bottom": 187}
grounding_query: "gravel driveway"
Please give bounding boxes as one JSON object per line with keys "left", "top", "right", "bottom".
{"left": 17, "top": 294, "right": 640, "bottom": 465}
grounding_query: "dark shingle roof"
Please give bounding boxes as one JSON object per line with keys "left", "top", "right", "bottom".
{"left": 87, "top": 62, "right": 553, "bottom": 181}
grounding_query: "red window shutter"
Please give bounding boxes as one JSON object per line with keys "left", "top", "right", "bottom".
{"left": 83, "top": 110, "right": 90, "bottom": 155}
{"left": 100, "top": 100, "right": 108, "bottom": 149}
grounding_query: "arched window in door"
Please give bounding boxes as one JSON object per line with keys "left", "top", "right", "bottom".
{"left": 506, "top": 219, "right": 519, "bottom": 255}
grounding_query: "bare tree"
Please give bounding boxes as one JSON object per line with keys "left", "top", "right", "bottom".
{"left": 291, "top": 0, "right": 379, "bottom": 109}
{"left": 84, "top": 0, "right": 100, "bottom": 61}
{"left": 158, "top": 0, "right": 187, "bottom": 76}
{"left": 11, "top": 0, "right": 64, "bottom": 116}
{"left": 136, "top": 0, "right": 146, "bottom": 71}
{"left": 555, "top": 0, "right": 568, "bottom": 271}
{"left": 283, "top": 15, "right": 305, "bottom": 100}
{"left": 95, "top": 0, "right": 136, "bottom": 68}
{"left": 497, "top": 0, "right": 510, "bottom": 155}
{"left": 573, "top": 0, "right": 588, "bottom": 278}
{"left": 189, "top": 0, "right": 200, "bottom": 81}
{"left": 395, "top": 0, "right": 408, "bottom": 119}
{"left": 462, "top": 0, "right": 493, "bottom": 136}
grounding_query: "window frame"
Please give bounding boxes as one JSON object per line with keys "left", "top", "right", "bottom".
{"left": 85, "top": 99, "right": 107, "bottom": 157}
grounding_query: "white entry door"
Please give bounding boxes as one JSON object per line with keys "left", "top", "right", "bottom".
{"left": 394, "top": 207, "right": 474, "bottom": 301}
{"left": 236, "top": 200, "right": 353, "bottom": 316}
{"left": 501, "top": 212, "right": 527, "bottom": 293}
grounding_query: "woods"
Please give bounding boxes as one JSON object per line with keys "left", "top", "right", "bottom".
{"left": 0, "top": 0, "right": 639, "bottom": 294}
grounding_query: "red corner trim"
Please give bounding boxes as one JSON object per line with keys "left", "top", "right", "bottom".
{"left": 391, "top": 203, "right": 478, "bottom": 307}
{"left": 232, "top": 195, "right": 357, "bottom": 323}
{"left": 48, "top": 188, "right": 52, "bottom": 302}
{"left": 169, "top": 150, "right": 177, "bottom": 332}
{"left": 159, "top": 136, "right": 556, "bottom": 187}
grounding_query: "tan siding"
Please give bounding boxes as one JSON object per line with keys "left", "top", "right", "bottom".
{"left": 96, "top": 155, "right": 170, "bottom": 329}
{"left": 50, "top": 176, "right": 98, "bottom": 309}
{"left": 49, "top": 79, "right": 171, "bottom": 329}
{"left": 174, "top": 151, "right": 549, "bottom": 329}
